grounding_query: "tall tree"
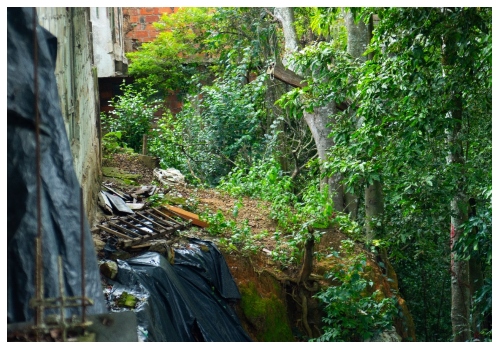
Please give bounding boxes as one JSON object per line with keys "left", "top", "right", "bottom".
{"left": 343, "top": 10, "right": 380, "bottom": 235}
{"left": 352, "top": 7, "right": 491, "bottom": 340}
{"left": 274, "top": 7, "right": 344, "bottom": 212}
{"left": 440, "top": 10, "right": 469, "bottom": 341}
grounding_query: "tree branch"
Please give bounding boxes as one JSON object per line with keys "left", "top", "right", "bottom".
{"left": 268, "top": 61, "right": 350, "bottom": 111}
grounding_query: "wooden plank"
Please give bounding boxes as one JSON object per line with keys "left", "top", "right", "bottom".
{"left": 108, "top": 221, "right": 144, "bottom": 238}
{"left": 151, "top": 208, "right": 184, "bottom": 227}
{"left": 98, "top": 224, "right": 154, "bottom": 249}
{"left": 162, "top": 205, "right": 208, "bottom": 228}
{"left": 135, "top": 212, "right": 167, "bottom": 233}
{"left": 116, "top": 217, "right": 153, "bottom": 236}
{"left": 101, "top": 184, "right": 131, "bottom": 201}
{"left": 270, "top": 61, "right": 349, "bottom": 111}
{"left": 143, "top": 211, "right": 177, "bottom": 231}
{"left": 130, "top": 243, "right": 153, "bottom": 250}
{"left": 159, "top": 206, "right": 190, "bottom": 225}
{"left": 127, "top": 215, "right": 160, "bottom": 235}
{"left": 271, "top": 61, "right": 306, "bottom": 88}
{"left": 137, "top": 212, "right": 174, "bottom": 233}
{"left": 104, "top": 193, "right": 134, "bottom": 215}
{"left": 97, "top": 225, "right": 135, "bottom": 247}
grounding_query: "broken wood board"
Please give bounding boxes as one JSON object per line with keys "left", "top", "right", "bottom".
{"left": 104, "top": 193, "right": 134, "bottom": 215}
{"left": 126, "top": 202, "right": 145, "bottom": 210}
{"left": 98, "top": 191, "right": 113, "bottom": 214}
{"left": 101, "top": 184, "right": 132, "bottom": 201}
{"left": 96, "top": 209, "right": 186, "bottom": 250}
{"left": 97, "top": 225, "right": 135, "bottom": 248}
{"left": 161, "top": 205, "right": 208, "bottom": 228}
{"left": 150, "top": 208, "right": 184, "bottom": 227}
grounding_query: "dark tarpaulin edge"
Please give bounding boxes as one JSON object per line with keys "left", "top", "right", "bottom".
{"left": 104, "top": 239, "right": 252, "bottom": 342}
{"left": 7, "top": 7, "right": 106, "bottom": 323}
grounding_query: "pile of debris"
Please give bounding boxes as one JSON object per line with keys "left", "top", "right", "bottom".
{"left": 91, "top": 168, "right": 251, "bottom": 341}
{"left": 93, "top": 166, "right": 209, "bottom": 257}
{"left": 98, "top": 183, "right": 158, "bottom": 214}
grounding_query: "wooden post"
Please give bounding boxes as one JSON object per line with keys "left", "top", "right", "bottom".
{"left": 142, "top": 134, "right": 147, "bottom": 155}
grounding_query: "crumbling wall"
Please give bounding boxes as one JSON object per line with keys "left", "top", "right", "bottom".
{"left": 37, "top": 7, "right": 101, "bottom": 224}
{"left": 91, "top": 7, "right": 128, "bottom": 77}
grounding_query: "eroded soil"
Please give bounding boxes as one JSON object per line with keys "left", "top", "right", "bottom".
{"left": 96, "top": 153, "right": 364, "bottom": 283}
{"left": 94, "top": 153, "right": 415, "bottom": 342}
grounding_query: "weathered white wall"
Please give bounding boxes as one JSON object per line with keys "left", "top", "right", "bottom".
{"left": 90, "top": 7, "right": 128, "bottom": 77}
{"left": 37, "top": 7, "right": 101, "bottom": 224}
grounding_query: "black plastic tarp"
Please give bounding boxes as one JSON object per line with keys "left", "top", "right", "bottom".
{"left": 7, "top": 7, "right": 106, "bottom": 323}
{"left": 104, "top": 238, "right": 252, "bottom": 342}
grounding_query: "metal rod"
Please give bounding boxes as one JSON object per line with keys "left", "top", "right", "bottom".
{"left": 58, "top": 256, "right": 68, "bottom": 341}
{"left": 80, "top": 187, "right": 86, "bottom": 325}
{"left": 32, "top": 7, "right": 44, "bottom": 334}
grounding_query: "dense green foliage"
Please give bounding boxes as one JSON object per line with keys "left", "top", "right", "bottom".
{"left": 148, "top": 68, "right": 269, "bottom": 185}
{"left": 120, "top": 6, "right": 491, "bottom": 342}
{"left": 126, "top": 8, "right": 214, "bottom": 97}
{"left": 218, "top": 158, "right": 338, "bottom": 265}
{"left": 355, "top": 8, "right": 492, "bottom": 341}
{"left": 101, "top": 81, "right": 161, "bottom": 153}
{"left": 314, "top": 240, "right": 398, "bottom": 342}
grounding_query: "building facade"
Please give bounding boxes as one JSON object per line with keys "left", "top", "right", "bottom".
{"left": 37, "top": 7, "right": 102, "bottom": 223}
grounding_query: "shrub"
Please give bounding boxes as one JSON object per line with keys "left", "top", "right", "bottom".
{"left": 101, "top": 81, "right": 162, "bottom": 153}
{"left": 313, "top": 240, "right": 398, "bottom": 342}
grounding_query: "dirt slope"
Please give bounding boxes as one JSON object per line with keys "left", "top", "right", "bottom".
{"left": 95, "top": 153, "right": 416, "bottom": 341}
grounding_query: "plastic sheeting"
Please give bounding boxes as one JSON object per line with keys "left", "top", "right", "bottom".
{"left": 104, "top": 238, "right": 252, "bottom": 342}
{"left": 7, "top": 7, "right": 106, "bottom": 323}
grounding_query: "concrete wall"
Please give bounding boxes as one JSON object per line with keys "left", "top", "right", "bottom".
{"left": 91, "top": 7, "right": 128, "bottom": 77}
{"left": 37, "top": 7, "right": 101, "bottom": 224}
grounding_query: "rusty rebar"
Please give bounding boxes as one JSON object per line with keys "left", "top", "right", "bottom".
{"left": 32, "top": 7, "right": 44, "bottom": 334}
{"left": 80, "top": 187, "right": 87, "bottom": 324}
{"left": 58, "top": 256, "right": 68, "bottom": 341}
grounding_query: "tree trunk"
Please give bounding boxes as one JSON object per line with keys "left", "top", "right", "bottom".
{"left": 450, "top": 195, "right": 470, "bottom": 341}
{"left": 467, "top": 198, "right": 484, "bottom": 338}
{"left": 344, "top": 192, "right": 359, "bottom": 220}
{"left": 344, "top": 10, "right": 372, "bottom": 61}
{"left": 275, "top": 7, "right": 344, "bottom": 211}
{"left": 469, "top": 255, "right": 483, "bottom": 337}
{"left": 274, "top": 8, "right": 299, "bottom": 68}
{"left": 448, "top": 97, "right": 471, "bottom": 342}
{"left": 344, "top": 10, "right": 378, "bottom": 227}
{"left": 443, "top": 33, "right": 471, "bottom": 341}
{"left": 303, "top": 102, "right": 343, "bottom": 211}
{"left": 364, "top": 179, "right": 383, "bottom": 242}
